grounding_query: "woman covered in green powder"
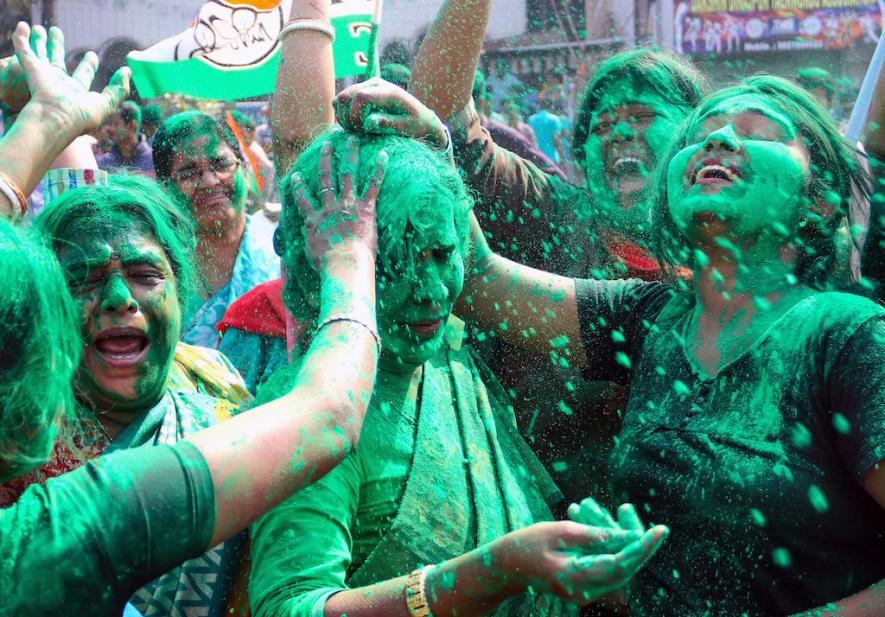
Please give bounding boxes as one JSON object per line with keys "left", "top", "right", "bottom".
{"left": 346, "top": 71, "right": 885, "bottom": 615}
{"left": 152, "top": 110, "right": 280, "bottom": 348}
{"left": 0, "top": 24, "right": 385, "bottom": 609}
{"left": 247, "top": 129, "right": 668, "bottom": 617}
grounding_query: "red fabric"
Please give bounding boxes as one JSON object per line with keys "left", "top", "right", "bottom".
{"left": 216, "top": 278, "right": 287, "bottom": 339}
{"left": 602, "top": 231, "right": 692, "bottom": 282}
{"left": 0, "top": 421, "right": 108, "bottom": 507}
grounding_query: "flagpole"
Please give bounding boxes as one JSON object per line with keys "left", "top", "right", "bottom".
{"left": 846, "top": 32, "right": 885, "bottom": 144}
{"left": 364, "top": 0, "right": 382, "bottom": 80}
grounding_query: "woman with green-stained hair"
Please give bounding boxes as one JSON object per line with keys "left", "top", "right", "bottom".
{"left": 152, "top": 109, "right": 280, "bottom": 347}
{"left": 4, "top": 172, "right": 257, "bottom": 615}
{"left": 0, "top": 22, "right": 384, "bottom": 613}
{"left": 347, "top": 66, "right": 885, "bottom": 614}
{"left": 0, "top": 144, "right": 385, "bottom": 615}
{"left": 241, "top": 127, "right": 668, "bottom": 617}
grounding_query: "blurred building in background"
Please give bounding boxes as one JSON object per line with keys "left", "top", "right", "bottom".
{"left": 22, "top": 0, "right": 883, "bottom": 112}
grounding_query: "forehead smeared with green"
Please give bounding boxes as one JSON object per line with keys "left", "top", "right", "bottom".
{"left": 278, "top": 131, "right": 472, "bottom": 321}
{"left": 34, "top": 174, "right": 198, "bottom": 310}
{"left": 573, "top": 48, "right": 707, "bottom": 164}
{"left": 687, "top": 93, "right": 799, "bottom": 141}
{"left": 650, "top": 73, "right": 868, "bottom": 286}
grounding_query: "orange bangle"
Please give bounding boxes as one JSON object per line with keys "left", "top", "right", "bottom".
{"left": 0, "top": 172, "right": 27, "bottom": 219}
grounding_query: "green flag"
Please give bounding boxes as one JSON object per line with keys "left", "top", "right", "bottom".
{"left": 127, "top": 0, "right": 377, "bottom": 100}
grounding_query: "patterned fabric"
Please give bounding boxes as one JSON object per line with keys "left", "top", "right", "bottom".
{"left": 168, "top": 341, "right": 252, "bottom": 404}
{"left": 106, "top": 389, "right": 244, "bottom": 617}
{"left": 42, "top": 167, "right": 109, "bottom": 205}
{"left": 182, "top": 215, "right": 280, "bottom": 348}
{"left": 0, "top": 343, "right": 252, "bottom": 615}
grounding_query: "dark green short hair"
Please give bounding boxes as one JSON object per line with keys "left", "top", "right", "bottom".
{"left": 277, "top": 130, "right": 473, "bottom": 322}
{"left": 381, "top": 63, "right": 412, "bottom": 91}
{"left": 141, "top": 104, "right": 164, "bottom": 127}
{"left": 35, "top": 174, "right": 198, "bottom": 310}
{"left": 573, "top": 48, "right": 707, "bottom": 165}
{"left": 651, "top": 74, "right": 868, "bottom": 287}
{"left": 796, "top": 67, "right": 835, "bottom": 96}
{"left": 152, "top": 110, "right": 244, "bottom": 180}
{"left": 0, "top": 220, "right": 80, "bottom": 478}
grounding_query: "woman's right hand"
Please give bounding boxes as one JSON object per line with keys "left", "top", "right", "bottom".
{"left": 10, "top": 23, "right": 130, "bottom": 135}
{"left": 489, "top": 519, "right": 668, "bottom": 605}
{"left": 290, "top": 135, "right": 387, "bottom": 270}
{"left": 335, "top": 78, "right": 449, "bottom": 149}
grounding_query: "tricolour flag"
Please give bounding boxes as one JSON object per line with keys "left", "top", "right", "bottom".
{"left": 127, "top": 0, "right": 377, "bottom": 100}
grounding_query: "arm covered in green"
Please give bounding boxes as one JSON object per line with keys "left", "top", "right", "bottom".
{"left": 0, "top": 442, "right": 214, "bottom": 615}
{"left": 249, "top": 452, "right": 362, "bottom": 617}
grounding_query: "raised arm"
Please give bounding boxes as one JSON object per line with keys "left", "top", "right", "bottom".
{"left": 409, "top": 0, "right": 491, "bottom": 121}
{"left": 334, "top": 80, "right": 586, "bottom": 364}
{"left": 271, "top": 0, "right": 336, "bottom": 178}
{"left": 0, "top": 23, "right": 128, "bottom": 220}
{"left": 191, "top": 139, "right": 384, "bottom": 546}
{"left": 460, "top": 212, "right": 586, "bottom": 366}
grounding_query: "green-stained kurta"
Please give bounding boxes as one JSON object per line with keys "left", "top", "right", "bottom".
{"left": 0, "top": 442, "right": 214, "bottom": 616}
{"left": 248, "top": 346, "right": 577, "bottom": 617}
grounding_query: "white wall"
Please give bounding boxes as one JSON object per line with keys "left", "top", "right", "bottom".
{"left": 55, "top": 0, "right": 207, "bottom": 54}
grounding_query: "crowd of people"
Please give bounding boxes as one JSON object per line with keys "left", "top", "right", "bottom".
{"left": 0, "top": 0, "right": 883, "bottom": 615}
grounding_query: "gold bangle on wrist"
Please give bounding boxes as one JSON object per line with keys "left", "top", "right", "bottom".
{"left": 405, "top": 565, "right": 434, "bottom": 617}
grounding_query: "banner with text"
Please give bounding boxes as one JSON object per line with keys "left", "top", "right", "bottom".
{"left": 674, "top": 0, "right": 884, "bottom": 54}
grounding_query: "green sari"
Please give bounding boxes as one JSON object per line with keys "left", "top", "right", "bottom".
{"left": 249, "top": 345, "right": 580, "bottom": 617}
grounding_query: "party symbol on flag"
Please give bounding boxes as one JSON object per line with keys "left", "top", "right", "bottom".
{"left": 127, "top": 0, "right": 377, "bottom": 100}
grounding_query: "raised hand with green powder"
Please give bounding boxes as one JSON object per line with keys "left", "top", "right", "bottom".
{"left": 0, "top": 136, "right": 384, "bottom": 614}
{"left": 0, "top": 22, "right": 129, "bottom": 220}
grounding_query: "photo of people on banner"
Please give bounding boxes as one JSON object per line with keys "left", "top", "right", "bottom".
{"left": 675, "top": 0, "right": 884, "bottom": 55}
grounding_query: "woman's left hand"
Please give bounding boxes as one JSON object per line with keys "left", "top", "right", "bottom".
{"left": 335, "top": 77, "right": 449, "bottom": 148}
{"left": 10, "top": 22, "right": 130, "bottom": 134}
{"left": 291, "top": 135, "right": 387, "bottom": 269}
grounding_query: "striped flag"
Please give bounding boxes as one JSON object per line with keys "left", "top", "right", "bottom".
{"left": 127, "top": 0, "right": 377, "bottom": 100}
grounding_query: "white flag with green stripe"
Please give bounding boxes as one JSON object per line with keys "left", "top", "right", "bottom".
{"left": 127, "top": 0, "right": 377, "bottom": 100}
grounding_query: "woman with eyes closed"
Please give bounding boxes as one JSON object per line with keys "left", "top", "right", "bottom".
{"left": 366, "top": 74, "right": 885, "bottom": 615}
{"left": 244, "top": 129, "right": 669, "bottom": 617}
{"left": 152, "top": 111, "right": 280, "bottom": 347}
{"left": 6, "top": 174, "right": 255, "bottom": 616}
